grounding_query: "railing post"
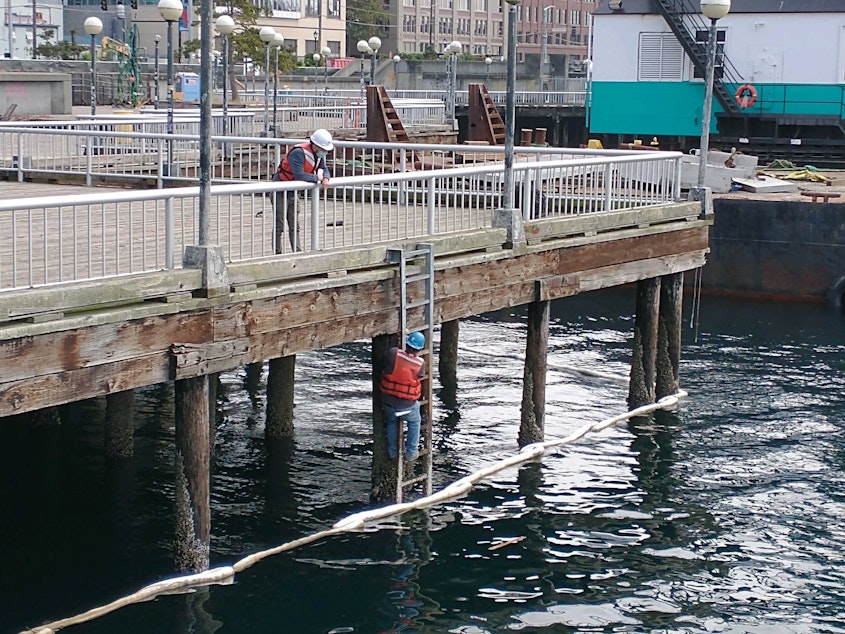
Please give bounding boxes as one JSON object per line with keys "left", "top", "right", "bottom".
{"left": 16, "top": 131, "right": 23, "bottom": 182}
{"left": 673, "top": 157, "right": 683, "bottom": 201}
{"left": 157, "top": 137, "right": 164, "bottom": 189}
{"left": 85, "top": 131, "right": 93, "bottom": 187}
{"left": 604, "top": 163, "right": 614, "bottom": 212}
{"left": 310, "top": 186, "right": 320, "bottom": 251}
{"left": 165, "top": 196, "right": 174, "bottom": 269}
{"left": 399, "top": 148, "right": 407, "bottom": 205}
{"left": 427, "top": 177, "right": 435, "bottom": 235}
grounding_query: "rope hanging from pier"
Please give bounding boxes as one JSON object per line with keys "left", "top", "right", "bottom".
{"left": 21, "top": 388, "right": 687, "bottom": 634}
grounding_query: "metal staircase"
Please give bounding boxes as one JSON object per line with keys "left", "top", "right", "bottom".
{"left": 387, "top": 244, "right": 434, "bottom": 504}
{"left": 653, "top": 0, "right": 741, "bottom": 115}
{"left": 366, "top": 85, "right": 410, "bottom": 144}
{"left": 467, "top": 83, "right": 505, "bottom": 145}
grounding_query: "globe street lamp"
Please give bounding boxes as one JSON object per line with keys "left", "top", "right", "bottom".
{"left": 312, "top": 52, "right": 321, "bottom": 93}
{"left": 697, "top": 0, "right": 731, "bottom": 189}
{"left": 153, "top": 34, "right": 161, "bottom": 109}
{"left": 368, "top": 35, "right": 381, "bottom": 85}
{"left": 215, "top": 14, "right": 235, "bottom": 154}
{"left": 357, "top": 39, "right": 370, "bottom": 99}
{"left": 321, "top": 45, "right": 331, "bottom": 93}
{"left": 83, "top": 17, "right": 102, "bottom": 117}
{"left": 393, "top": 54, "right": 401, "bottom": 92}
{"left": 157, "top": 0, "right": 182, "bottom": 178}
{"left": 485, "top": 56, "right": 492, "bottom": 85}
{"left": 259, "top": 26, "right": 276, "bottom": 136}
{"left": 272, "top": 32, "right": 284, "bottom": 133}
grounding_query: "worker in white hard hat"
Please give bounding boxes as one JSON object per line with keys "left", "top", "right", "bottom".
{"left": 272, "top": 128, "right": 334, "bottom": 252}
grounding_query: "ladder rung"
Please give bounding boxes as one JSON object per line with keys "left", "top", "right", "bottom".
{"left": 405, "top": 273, "right": 431, "bottom": 284}
{"left": 406, "top": 300, "right": 430, "bottom": 311}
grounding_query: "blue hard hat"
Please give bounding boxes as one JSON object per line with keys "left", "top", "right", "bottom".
{"left": 406, "top": 332, "right": 425, "bottom": 350}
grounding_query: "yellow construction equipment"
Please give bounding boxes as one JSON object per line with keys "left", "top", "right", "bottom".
{"left": 99, "top": 36, "right": 130, "bottom": 60}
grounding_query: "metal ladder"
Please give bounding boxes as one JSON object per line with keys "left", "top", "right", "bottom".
{"left": 387, "top": 243, "right": 434, "bottom": 504}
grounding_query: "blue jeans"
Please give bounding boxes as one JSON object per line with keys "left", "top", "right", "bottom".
{"left": 383, "top": 401, "right": 421, "bottom": 461}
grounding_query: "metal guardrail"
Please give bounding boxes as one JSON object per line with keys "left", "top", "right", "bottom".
{"left": 0, "top": 150, "right": 682, "bottom": 291}
{"left": 235, "top": 89, "right": 588, "bottom": 109}
{"left": 0, "top": 125, "right": 645, "bottom": 187}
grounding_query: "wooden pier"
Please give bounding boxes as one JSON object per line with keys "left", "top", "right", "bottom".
{"left": 0, "top": 176, "right": 709, "bottom": 571}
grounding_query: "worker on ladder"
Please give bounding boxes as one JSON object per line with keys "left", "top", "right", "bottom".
{"left": 379, "top": 332, "right": 426, "bottom": 462}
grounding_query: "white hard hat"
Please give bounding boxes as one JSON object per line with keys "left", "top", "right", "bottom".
{"left": 309, "top": 128, "right": 334, "bottom": 152}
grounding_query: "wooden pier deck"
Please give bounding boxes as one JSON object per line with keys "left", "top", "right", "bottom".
{"left": 0, "top": 177, "right": 710, "bottom": 418}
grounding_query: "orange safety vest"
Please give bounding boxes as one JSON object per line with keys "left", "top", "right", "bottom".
{"left": 277, "top": 142, "right": 318, "bottom": 181}
{"left": 380, "top": 350, "right": 424, "bottom": 401}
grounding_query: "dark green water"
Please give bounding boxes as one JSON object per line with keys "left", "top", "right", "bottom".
{"left": 3, "top": 289, "right": 845, "bottom": 633}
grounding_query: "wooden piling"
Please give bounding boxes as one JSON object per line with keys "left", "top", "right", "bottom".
{"left": 628, "top": 278, "right": 660, "bottom": 409}
{"left": 104, "top": 390, "right": 135, "bottom": 460}
{"left": 519, "top": 300, "right": 549, "bottom": 447}
{"left": 656, "top": 272, "right": 683, "bottom": 399}
{"left": 266, "top": 356, "right": 296, "bottom": 439}
{"left": 438, "top": 319, "right": 460, "bottom": 409}
{"left": 174, "top": 375, "right": 211, "bottom": 573}
{"left": 370, "top": 334, "right": 398, "bottom": 503}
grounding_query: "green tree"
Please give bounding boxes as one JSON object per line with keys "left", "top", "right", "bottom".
{"left": 36, "top": 29, "right": 85, "bottom": 60}
{"left": 346, "top": 0, "right": 388, "bottom": 56}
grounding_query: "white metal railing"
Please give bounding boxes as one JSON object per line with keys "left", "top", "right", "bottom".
{"left": 0, "top": 151, "right": 682, "bottom": 291}
{"left": 234, "top": 89, "right": 587, "bottom": 108}
{"left": 0, "top": 125, "right": 661, "bottom": 187}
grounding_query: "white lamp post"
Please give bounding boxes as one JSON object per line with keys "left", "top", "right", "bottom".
{"left": 541, "top": 5, "right": 553, "bottom": 89}
{"left": 83, "top": 17, "right": 102, "bottom": 117}
{"left": 368, "top": 35, "right": 381, "bottom": 85}
{"left": 357, "top": 39, "right": 370, "bottom": 99}
{"left": 697, "top": 0, "right": 731, "bottom": 189}
{"left": 446, "top": 40, "right": 462, "bottom": 129}
{"left": 321, "top": 45, "right": 331, "bottom": 93}
{"left": 272, "top": 32, "right": 284, "bottom": 133}
{"left": 215, "top": 15, "right": 235, "bottom": 153}
{"left": 392, "top": 54, "right": 401, "bottom": 92}
{"left": 259, "top": 26, "right": 276, "bottom": 136}
{"left": 157, "top": 0, "right": 182, "bottom": 177}
{"left": 503, "top": 0, "right": 520, "bottom": 212}
{"left": 485, "top": 56, "right": 492, "bottom": 85}
{"left": 153, "top": 34, "right": 161, "bottom": 109}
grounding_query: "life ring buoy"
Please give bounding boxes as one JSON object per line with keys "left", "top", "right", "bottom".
{"left": 735, "top": 84, "right": 757, "bottom": 109}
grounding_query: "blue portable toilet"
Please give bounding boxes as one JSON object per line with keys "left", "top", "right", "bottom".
{"left": 175, "top": 72, "right": 201, "bottom": 102}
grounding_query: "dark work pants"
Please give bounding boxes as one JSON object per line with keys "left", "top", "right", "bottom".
{"left": 274, "top": 191, "right": 300, "bottom": 253}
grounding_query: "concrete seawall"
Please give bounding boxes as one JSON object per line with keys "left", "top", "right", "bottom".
{"left": 703, "top": 198, "right": 845, "bottom": 307}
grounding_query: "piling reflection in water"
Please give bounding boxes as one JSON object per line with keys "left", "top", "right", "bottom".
{"left": 2, "top": 289, "right": 845, "bottom": 633}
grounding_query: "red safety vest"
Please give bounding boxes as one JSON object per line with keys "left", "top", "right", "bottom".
{"left": 276, "top": 142, "right": 318, "bottom": 181}
{"left": 380, "top": 350, "right": 423, "bottom": 401}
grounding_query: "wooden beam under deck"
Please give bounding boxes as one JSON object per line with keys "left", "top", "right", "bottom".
{"left": 0, "top": 203, "right": 710, "bottom": 417}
